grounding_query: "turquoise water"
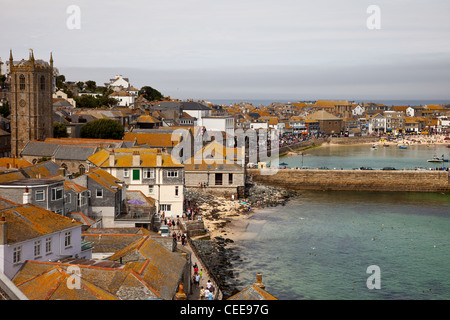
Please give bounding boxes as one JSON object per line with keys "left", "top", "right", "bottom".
{"left": 281, "top": 144, "right": 450, "bottom": 170}
{"left": 229, "top": 191, "right": 450, "bottom": 300}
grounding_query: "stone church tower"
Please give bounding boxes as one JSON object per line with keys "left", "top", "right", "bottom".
{"left": 9, "top": 50, "right": 54, "bottom": 157}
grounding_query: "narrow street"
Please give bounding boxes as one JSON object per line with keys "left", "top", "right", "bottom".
{"left": 168, "top": 222, "right": 223, "bottom": 300}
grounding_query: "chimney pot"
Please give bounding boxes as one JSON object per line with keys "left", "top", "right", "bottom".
{"left": 0, "top": 214, "right": 7, "bottom": 245}
{"left": 254, "top": 273, "right": 266, "bottom": 290}
{"left": 175, "top": 283, "right": 187, "bottom": 300}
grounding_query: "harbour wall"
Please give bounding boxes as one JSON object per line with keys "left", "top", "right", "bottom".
{"left": 248, "top": 169, "right": 450, "bottom": 193}
{"left": 279, "top": 136, "right": 379, "bottom": 155}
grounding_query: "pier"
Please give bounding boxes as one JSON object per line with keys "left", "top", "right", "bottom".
{"left": 248, "top": 169, "right": 450, "bottom": 193}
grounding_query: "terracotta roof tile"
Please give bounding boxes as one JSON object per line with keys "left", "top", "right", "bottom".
{"left": 0, "top": 198, "right": 82, "bottom": 244}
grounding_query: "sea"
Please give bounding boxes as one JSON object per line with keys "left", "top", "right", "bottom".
{"left": 280, "top": 144, "right": 450, "bottom": 170}
{"left": 226, "top": 145, "right": 450, "bottom": 300}
{"left": 206, "top": 99, "right": 450, "bottom": 107}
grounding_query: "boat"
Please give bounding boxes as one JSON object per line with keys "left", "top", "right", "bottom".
{"left": 371, "top": 144, "right": 377, "bottom": 150}
{"left": 398, "top": 145, "right": 407, "bottom": 149}
{"left": 427, "top": 156, "right": 443, "bottom": 163}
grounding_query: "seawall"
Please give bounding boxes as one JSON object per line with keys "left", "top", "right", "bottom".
{"left": 248, "top": 169, "right": 450, "bottom": 193}
{"left": 279, "top": 136, "right": 379, "bottom": 155}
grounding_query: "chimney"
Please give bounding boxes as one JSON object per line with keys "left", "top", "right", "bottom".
{"left": 132, "top": 151, "right": 140, "bottom": 167}
{"left": 57, "top": 168, "right": 65, "bottom": 177}
{"left": 0, "top": 214, "right": 7, "bottom": 245}
{"left": 156, "top": 149, "right": 162, "bottom": 167}
{"left": 109, "top": 150, "right": 115, "bottom": 167}
{"left": 23, "top": 187, "right": 31, "bottom": 204}
{"left": 254, "top": 273, "right": 266, "bottom": 290}
{"left": 175, "top": 283, "right": 187, "bottom": 300}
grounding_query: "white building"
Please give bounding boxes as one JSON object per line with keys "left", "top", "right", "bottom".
{"left": 109, "top": 91, "right": 135, "bottom": 107}
{"left": 105, "top": 75, "right": 131, "bottom": 91}
{"left": 406, "top": 107, "right": 415, "bottom": 117}
{"left": 181, "top": 102, "right": 212, "bottom": 127}
{"left": 0, "top": 198, "right": 91, "bottom": 279}
{"left": 352, "top": 105, "right": 365, "bottom": 116}
{"left": 202, "top": 116, "right": 235, "bottom": 139}
{"left": 250, "top": 122, "right": 269, "bottom": 130}
{"left": 87, "top": 148, "right": 185, "bottom": 218}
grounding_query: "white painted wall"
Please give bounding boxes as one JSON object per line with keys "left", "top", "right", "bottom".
{"left": 0, "top": 226, "right": 84, "bottom": 279}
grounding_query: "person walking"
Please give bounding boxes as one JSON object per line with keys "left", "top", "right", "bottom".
{"left": 195, "top": 274, "right": 200, "bottom": 287}
{"left": 204, "top": 287, "right": 210, "bottom": 300}
{"left": 200, "top": 286, "right": 205, "bottom": 300}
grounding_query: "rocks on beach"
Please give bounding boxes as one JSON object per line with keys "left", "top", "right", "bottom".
{"left": 185, "top": 184, "right": 298, "bottom": 238}
{"left": 186, "top": 183, "right": 299, "bottom": 299}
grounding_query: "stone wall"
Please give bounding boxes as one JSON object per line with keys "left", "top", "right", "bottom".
{"left": 186, "top": 186, "right": 242, "bottom": 198}
{"left": 278, "top": 136, "right": 378, "bottom": 155}
{"left": 248, "top": 169, "right": 450, "bottom": 193}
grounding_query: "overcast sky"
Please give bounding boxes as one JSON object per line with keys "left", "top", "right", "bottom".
{"left": 2, "top": 0, "right": 450, "bottom": 101}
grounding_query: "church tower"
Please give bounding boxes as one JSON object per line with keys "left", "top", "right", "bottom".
{"left": 9, "top": 50, "right": 54, "bottom": 157}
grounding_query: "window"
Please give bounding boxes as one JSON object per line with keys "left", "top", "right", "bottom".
{"left": 159, "top": 204, "right": 172, "bottom": 212}
{"left": 143, "top": 168, "right": 154, "bottom": 179}
{"left": 78, "top": 193, "right": 87, "bottom": 207}
{"left": 175, "top": 186, "right": 179, "bottom": 197}
{"left": 148, "top": 185, "right": 154, "bottom": 194}
{"left": 123, "top": 168, "right": 130, "bottom": 178}
{"left": 132, "top": 169, "right": 140, "bottom": 180}
{"left": 51, "top": 187, "right": 63, "bottom": 201}
{"left": 13, "top": 247, "right": 22, "bottom": 264}
{"left": 34, "top": 241, "right": 41, "bottom": 258}
{"left": 229, "top": 174, "right": 233, "bottom": 185}
{"left": 35, "top": 190, "right": 45, "bottom": 201}
{"left": 45, "top": 238, "right": 52, "bottom": 254}
{"left": 167, "top": 170, "right": 178, "bottom": 178}
{"left": 96, "top": 189, "right": 103, "bottom": 198}
{"left": 64, "top": 232, "right": 72, "bottom": 248}
{"left": 79, "top": 164, "right": 85, "bottom": 175}
{"left": 55, "top": 208, "right": 63, "bottom": 215}
{"left": 19, "top": 74, "right": 25, "bottom": 90}
{"left": 40, "top": 75, "right": 45, "bottom": 90}
{"left": 66, "top": 193, "right": 72, "bottom": 203}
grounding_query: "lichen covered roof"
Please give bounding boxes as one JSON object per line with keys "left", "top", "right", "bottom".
{"left": 88, "top": 148, "right": 183, "bottom": 168}
{"left": 227, "top": 285, "right": 278, "bottom": 300}
{"left": 0, "top": 198, "right": 82, "bottom": 244}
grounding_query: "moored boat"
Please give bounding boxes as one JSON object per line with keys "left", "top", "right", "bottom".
{"left": 427, "top": 156, "right": 443, "bottom": 163}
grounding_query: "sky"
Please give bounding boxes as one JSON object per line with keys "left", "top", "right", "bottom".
{"left": 2, "top": 0, "right": 450, "bottom": 102}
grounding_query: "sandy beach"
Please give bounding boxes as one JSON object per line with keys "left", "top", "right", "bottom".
{"left": 197, "top": 196, "right": 253, "bottom": 240}
{"left": 189, "top": 184, "right": 297, "bottom": 241}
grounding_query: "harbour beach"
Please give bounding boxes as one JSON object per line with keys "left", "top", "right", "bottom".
{"left": 192, "top": 136, "right": 450, "bottom": 299}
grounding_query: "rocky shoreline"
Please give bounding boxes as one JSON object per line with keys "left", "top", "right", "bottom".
{"left": 188, "top": 183, "right": 299, "bottom": 299}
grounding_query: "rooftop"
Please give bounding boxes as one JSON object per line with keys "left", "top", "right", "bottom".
{"left": 0, "top": 197, "right": 83, "bottom": 245}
